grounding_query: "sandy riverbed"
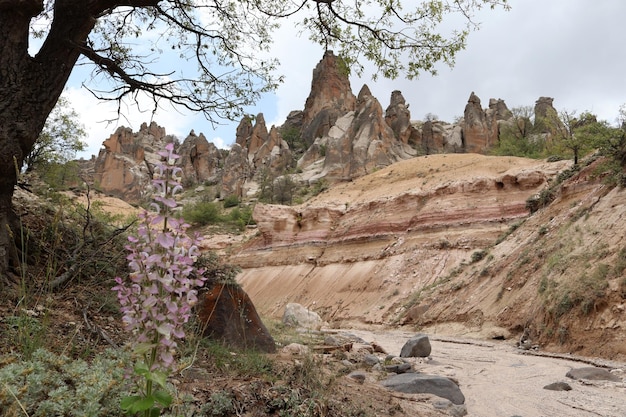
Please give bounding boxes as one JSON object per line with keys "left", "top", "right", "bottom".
{"left": 344, "top": 328, "right": 626, "bottom": 417}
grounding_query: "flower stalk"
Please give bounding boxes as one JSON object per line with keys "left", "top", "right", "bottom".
{"left": 113, "top": 143, "right": 206, "bottom": 416}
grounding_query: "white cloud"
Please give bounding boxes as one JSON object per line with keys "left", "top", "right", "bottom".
{"left": 70, "top": 0, "right": 626, "bottom": 157}
{"left": 210, "top": 136, "right": 228, "bottom": 149}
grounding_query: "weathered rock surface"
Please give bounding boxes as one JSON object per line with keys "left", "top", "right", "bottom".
{"left": 282, "top": 302, "right": 324, "bottom": 329}
{"left": 234, "top": 154, "right": 571, "bottom": 327}
{"left": 462, "top": 92, "right": 498, "bottom": 153}
{"left": 385, "top": 90, "right": 415, "bottom": 144}
{"left": 382, "top": 373, "right": 466, "bottom": 405}
{"left": 93, "top": 121, "right": 171, "bottom": 203}
{"left": 566, "top": 367, "right": 621, "bottom": 382}
{"left": 300, "top": 50, "right": 356, "bottom": 145}
{"left": 178, "top": 131, "right": 223, "bottom": 185}
{"left": 299, "top": 84, "right": 416, "bottom": 181}
{"left": 400, "top": 334, "right": 432, "bottom": 358}
{"left": 197, "top": 283, "right": 276, "bottom": 353}
{"left": 220, "top": 143, "right": 249, "bottom": 198}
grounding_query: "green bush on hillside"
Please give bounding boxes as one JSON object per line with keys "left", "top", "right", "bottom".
{"left": 222, "top": 195, "right": 240, "bottom": 208}
{"left": 182, "top": 200, "right": 221, "bottom": 225}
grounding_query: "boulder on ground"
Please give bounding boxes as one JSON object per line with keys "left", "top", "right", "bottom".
{"left": 400, "top": 334, "right": 432, "bottom": 358}
{"left": 566, "top": 367, "right": 621, "bottom": 382}
{"left": 197, "top": 283, "right": 276, "bottom": 353}
{"left": 543, "top": 382, "right": 572, "bottom": 391}
{"left": 382, "top": 373, "right": 465, "bottom": 405}
{"left": 282, "top": 303, "right": 323, "bottom": 329}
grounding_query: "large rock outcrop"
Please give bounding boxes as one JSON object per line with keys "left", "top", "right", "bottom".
{"left": 220, "top": 143, "right": 249, "bottom": 198}
{"left": 232, "top": 154, "right": 571, "bottom": 325}
{"left": 299, "top": 85, "right": 416, "bottom": 182}
{"left": 178, "top": 131, "right": 223, "bottom": 185}
{"left": 225, "top": 113, "right": 294, "bottom": 199}
{"left": 462, "top": 92, "right": 499, "bottom": 153}
{"left": 197, "top": 283, "right": 276, "bottom": 353}
{"left": 300, "top": 51, "right": 357, "bottom": 145}
{"left": 93, "top": 121, "right": 171, "bottom": 203}
{"left": 384, "top": 90, "right": 416, "bottom": 144}
{"left": 534, "top": 96, "right": 563, "bottom": 133}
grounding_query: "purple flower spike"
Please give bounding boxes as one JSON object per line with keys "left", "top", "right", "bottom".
{"left": 113, "top": 142, "right": 207, "bottom": 380}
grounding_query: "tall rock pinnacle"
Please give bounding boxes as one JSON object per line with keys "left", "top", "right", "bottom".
{"left": 300, "top": 50, "right": 357, "bottom": 146}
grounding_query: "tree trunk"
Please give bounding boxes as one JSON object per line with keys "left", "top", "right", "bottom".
{"left": 0, "top": 2, "right": 97, "bottom": 279}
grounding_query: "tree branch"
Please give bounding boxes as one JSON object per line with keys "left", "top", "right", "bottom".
{"left": 0, "top": 0, "right": 43, "bottom": 16}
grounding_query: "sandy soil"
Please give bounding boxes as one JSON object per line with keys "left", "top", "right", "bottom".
{"left": 345, "top": 328, "right": 626, "bottom": 417}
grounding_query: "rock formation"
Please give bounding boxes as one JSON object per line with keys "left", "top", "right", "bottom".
{"left": 462, "top": 92, "right": 499, "bottom": 153}
{"left": 384, "top": 90, "right": 416, "bottom": 144}
{"left": 177, "top": 130, "right": 223, "bottom": 186}
{"left": 232, "top": 154, "right": 572, "bottom": 324}
{"left": 247, "top": 113, "right": 269, "bottom": 156}
{"left": 88, "top": 52, "right": 560, "bottom": 208}
{"left": 197, "top": 283, "right": 276, "bottom": 353}
{"left": 235, "top": 115, "right": 254, "bottom": 149}
{"left": 225, "top": 112, "right": 294, "bottom": 199}
{"left": 534, "top": 96, "right": 563, "bottom": 133}
{"left": 300, "top": 51, "right": 357, "bottom": 145}
{"left": 93, "top": 121, "right": 172, "bottom": 203}
{"left": 299, "top": 85, "right": 416, "bottom": 182}
{"left": 220, "top": 143, "right": 249, "bottom": 199}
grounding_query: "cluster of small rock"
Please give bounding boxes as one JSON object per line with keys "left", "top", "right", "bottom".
{"left": 280, "top": 303, "right": 467, "bottom": 416}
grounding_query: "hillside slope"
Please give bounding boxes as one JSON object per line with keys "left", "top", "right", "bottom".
{"left": 228, "top": 154, "right": 626, "bottom": 360}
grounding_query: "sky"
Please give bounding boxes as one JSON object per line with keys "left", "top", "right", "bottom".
{"left": 62, "top": 0, "right": 626, "bottom": 159}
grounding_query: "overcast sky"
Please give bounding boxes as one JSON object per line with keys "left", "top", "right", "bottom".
{"left": 66, "top": 0, "right": 626, "bottom": 159}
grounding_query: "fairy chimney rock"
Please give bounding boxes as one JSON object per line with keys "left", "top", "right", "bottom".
{"left": 301, "top": 51, "right": 356, "bottom": 145}
{"left": 385, "top": 90, "right": 414, "bottom": 143}
{"left": 462, "top": 92, "right": 498, "bottom": 153}
{"left": 93, "top": 121, "right": 170, "bottom": 203}
{"left": 177, "top": 131, "right": 223, "bottom": 185}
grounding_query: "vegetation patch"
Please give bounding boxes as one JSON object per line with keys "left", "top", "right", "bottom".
{"left": 540, "top": 263, "right": 609, "bottom": 321}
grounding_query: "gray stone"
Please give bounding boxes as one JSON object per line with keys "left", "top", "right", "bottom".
{"left": 381, "top": 373, "right": 465, "bottom": 405}
{"left": 348, "top": 371, "right": 367, "bottom": 383}
{"left": 400, "top": 334, "right": 432, "bottom": 358}
{"left": 324, "top": 335, "right": 344, "bottom": 346}
{"left": 450, "top": 405, "right": 468, "bottom": 417}
{"left": 282, "top": 303, "right": 323, "bottom": 329}
{"left": 566, "top": 367, "right": 621, "bottom": 382}
{"left": 543, "top": 381, "right": 572, "bottom": 391}
{"left": 363, "top": 354, "right": 380, "bottom": 366}
{"left": 384, "top": 362, "right": 413, "bottom": 374}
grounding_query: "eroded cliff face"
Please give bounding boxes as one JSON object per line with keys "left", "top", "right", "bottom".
{"left": 230, "top": 154, "right": 626, "bottom": 359}
{"left": 230, "top": 155, "right": 569, "bottom": 318}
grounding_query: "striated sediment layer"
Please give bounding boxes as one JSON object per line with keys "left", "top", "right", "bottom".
{"left": 230, "top": 154, "right": 571, "bottom": 324}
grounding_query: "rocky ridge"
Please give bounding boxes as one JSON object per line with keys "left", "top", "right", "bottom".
{"left": 88, "top": 51, "right": 561, "bottom": 204}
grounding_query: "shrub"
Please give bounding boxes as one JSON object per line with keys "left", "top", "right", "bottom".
{"left": 182, "top": 200, "right": 221, "bottom": 225}
{"left": 0, "top": 348, "right": 129, "bottom": 417}
{"left": 470, "top": 250, "right": 488, "bottom": 263}
{"left": 222, "top": 195, "right": 239, "bottom": 208}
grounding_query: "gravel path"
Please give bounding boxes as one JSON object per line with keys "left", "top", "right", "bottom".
{"left": 345, "top": 329, "right": 626, "bottom": 417}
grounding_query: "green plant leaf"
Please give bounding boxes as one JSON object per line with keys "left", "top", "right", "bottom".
{"left": 149, "top": 370, "right": 169, "bottom": 388}
{"left": 134, "top": 361, "right": 151, "bottom": 377}
{"left": 133, "top": 342, "right": 158, "bottom": 355}
{"left": 131, "top": 396, "right": 156, "bottom": 413}
{"left": 153, "top": 389, "right": 173, "bottom": 407}
{"left": 121, "top": 395, "right": 142, "bottom": 411}
{"left": 121, "top": 395, "right": 156, "bottom": 412}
